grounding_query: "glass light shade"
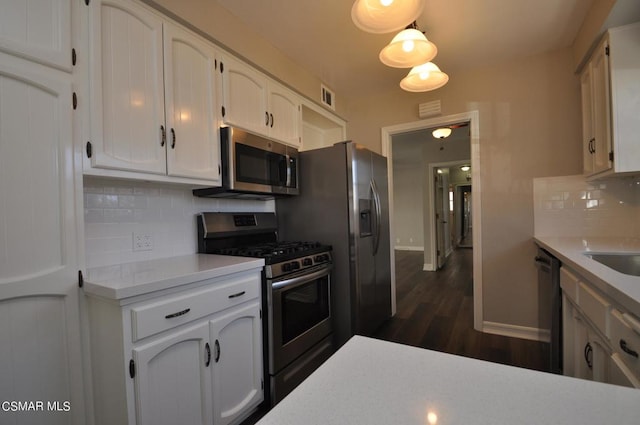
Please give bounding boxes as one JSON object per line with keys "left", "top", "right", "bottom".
{"left": 351, "top": 0, "right": 425, "bottom": 34}
{"left": 432, "top": 128, "right": 452, "bottom": 139}
{"left": 400, "top": 62, "right": 449, "bottom": 92}
{"left": 379, "top": 28, "right": 437, "bottom": 68}
{"left": 460, "top": 165, "right": 471, "bottom": 171}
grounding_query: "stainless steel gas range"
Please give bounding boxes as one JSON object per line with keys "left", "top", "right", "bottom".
{"left": 197, "top": 212, "right": 334, "bottom": 406}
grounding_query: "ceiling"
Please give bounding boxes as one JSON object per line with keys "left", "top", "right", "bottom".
{"left": 215, "top": 0, "right": 595, "bottom": 99}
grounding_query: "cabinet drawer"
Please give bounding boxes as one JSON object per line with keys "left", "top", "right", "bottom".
{"left": 560, "top": 268, "right": 578, "bottom": 303}
{"left": 610, "top": 309, "right": 640, "bottom": 381}
{"left": 577, "top": 281, "right": 611, "bottom": 336}
{"left": 131, "top": 273, "right": 260, "bottom": 341}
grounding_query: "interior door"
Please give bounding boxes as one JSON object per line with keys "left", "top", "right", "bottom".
{"left": 434, "top": 169, "right": 446, "bottom": 269}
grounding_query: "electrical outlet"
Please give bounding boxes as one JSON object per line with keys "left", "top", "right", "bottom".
{"left": 133, "top": 232, "right": 153, "bottom": 251}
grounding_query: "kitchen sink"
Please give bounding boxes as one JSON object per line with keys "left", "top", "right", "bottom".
{"left": 585, "top": 253, "right": 640, "bottom": 277}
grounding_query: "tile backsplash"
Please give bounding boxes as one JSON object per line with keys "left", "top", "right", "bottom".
{"left": 533, "top": 174, "right": 640, "bottom": 237}
{"left": 83, "top": 177, "right": 274, "bottom": 268}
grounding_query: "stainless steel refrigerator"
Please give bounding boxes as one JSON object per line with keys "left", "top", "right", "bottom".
{"left": 276, "top": 141, "right": 391, "bottom": 348}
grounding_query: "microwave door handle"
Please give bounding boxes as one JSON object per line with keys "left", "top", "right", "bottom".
{"left": 285, "top": 154, "right": 292, "bottom": 187}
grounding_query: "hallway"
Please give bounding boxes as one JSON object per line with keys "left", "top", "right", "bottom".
{"left": 374, "top": 249, "right": 550, "bottom": 372}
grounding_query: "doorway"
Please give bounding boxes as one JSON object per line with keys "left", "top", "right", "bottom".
{"left": 458, "top": 185, "right": 473, "bottom": 248}
{"left": 381, "top": 111, "right": 483, "bottom": 330}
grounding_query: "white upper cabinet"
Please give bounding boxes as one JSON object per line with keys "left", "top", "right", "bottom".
{"left": 220, "top": 55, "right": 301, "bottom": 147}
{"left": 163, "top": 23, "right": 220, "bottom": 181}
{"left": 89, "top": 0, "right": 166, "bottom": 174}
{"left": 0, "top": 0, "right": 72, "bottom": 70}
{"left": 219, "top": 55, "right": 268, "bottom": 135}
{"left": 87, "top": 0, "right": 221, "bottom": 184}
{"left": 268, "top": 81, "right": 301, "bottom": 146}
{"left": 581, "top": 22, "right": 640, "bottom": 178}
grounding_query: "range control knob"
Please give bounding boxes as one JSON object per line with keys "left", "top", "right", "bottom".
{"left": 282, "top": 263, "right": 292, "bottom": 272}
{"left": 291, "top": 261, "right": 300, "bottom": 270}
{"left": 302, "top": 258, "right": 313, "bottom": 266}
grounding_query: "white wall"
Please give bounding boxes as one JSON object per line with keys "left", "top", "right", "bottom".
{"left": 392, "top": 163, "right": 424, "bottom": 250}
{"left": 83, "top": 177, "right": 274, "bottom": 269}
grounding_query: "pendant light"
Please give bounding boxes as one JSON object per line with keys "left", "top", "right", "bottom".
{"left": 351, "top": 0, "right": 425, "bottom": 34}
{"left": 379, "top": 22, "right": 437, "bottom": 68}
{"left": 432, "top": 128, "right": 452, "bottom": 139}
{"left": 400, "top": 62, "right": 449, "bottom": 92}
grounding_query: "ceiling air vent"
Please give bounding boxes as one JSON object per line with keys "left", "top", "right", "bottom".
{"left": 321, "top": 84, "right": 335, "bottom": 110}
{"left": 418, "top": 100, "right": 441, "bottom": 118}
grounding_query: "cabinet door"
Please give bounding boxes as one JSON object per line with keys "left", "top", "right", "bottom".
{"left": 210, "top": 301, "right": 263, "bottom": 425}
{"left": 0, "top": 0, "right": 71, "bottom": 70}
{"left": 89, "top": 0, "right": 166, "bottom": 174}
{"left": 580, "top": 66, "right": 594, "bottom": 175}
{"left": 0, "top": 53, "right": 85, "bottom": 424}
{"left": 164, "top": 23, "right": 221, "bottom": 182}
{"left": 133, "top": 322, "right": 213, "bottom": 425}
{"left": 220, "top": 55, "right": 269, "bottom": 136}
{"left": 590, "top": 39, "right": 612, "bottom": 175}
{"left": 268, "top": 81, "right": 301, "bottom": 147}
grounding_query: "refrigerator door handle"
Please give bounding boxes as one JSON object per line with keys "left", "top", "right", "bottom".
{"left": 371, "top": 179, "right": 382, "bottom": 255}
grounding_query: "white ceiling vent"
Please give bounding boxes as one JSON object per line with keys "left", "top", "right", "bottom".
{"left": 321, "top": 84, "right": 335, "bottom": 110}
{"left": 418, "top": 100, "right": 441, "bottom": 118}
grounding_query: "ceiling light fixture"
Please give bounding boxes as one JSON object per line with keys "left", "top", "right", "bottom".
{"left": 432, "top": 127, "right": 452, "bottom": 139}
{"left": 379, "top": 21, "right": 437, "bottom": 68}
{"left": 351, "top": 0, "right": 425, "bottom": 34}
{"left": 460, "top": 165, "right": 470, "bottom": 172}
{"left": 400, "top": 62, "right": 449, "bottom": 92}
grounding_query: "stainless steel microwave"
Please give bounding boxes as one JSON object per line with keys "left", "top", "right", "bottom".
{"left": 193, "top": 126, "right": 299, "bottom": 199}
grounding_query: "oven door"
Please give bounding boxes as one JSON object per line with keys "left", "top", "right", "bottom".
{"left": 268, "top": 266, "right": 332, "bottom": 373}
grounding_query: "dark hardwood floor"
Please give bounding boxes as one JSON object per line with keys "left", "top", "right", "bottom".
{"left": 373, "top": 248, "right": 550, "bottom": 372}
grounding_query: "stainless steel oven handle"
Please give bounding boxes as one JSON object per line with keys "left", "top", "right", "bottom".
{"left": 271, "top": 267, "right": 331, "bottom": 291}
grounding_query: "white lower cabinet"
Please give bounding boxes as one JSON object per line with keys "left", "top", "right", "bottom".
{"left": 134, "top": 323, "right": 213, "bottom": 425}
{"left": 561, "top": 267, "right": 640, "bottom": 388}
{"left": 210, "top": 301, "right": 263, "bottom": 425}
{"left": 87, "top": 270, "right": 264, "bottom": 425}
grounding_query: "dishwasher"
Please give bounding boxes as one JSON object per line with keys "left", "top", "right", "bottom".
{"left": 535, "top": 247, "right": 562, "bottom": 374}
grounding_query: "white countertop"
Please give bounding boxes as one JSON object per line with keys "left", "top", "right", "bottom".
{"left": 258, "top": 336, "right": 640, "bottom": 425}
{"left": 534, "top": 236, "right": 640, "bottom": 315}
{"left": 84, "top": 254, "right": 264, "bottom": 300}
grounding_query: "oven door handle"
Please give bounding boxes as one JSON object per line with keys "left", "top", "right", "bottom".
{"left": 271, "top": 267, "right": 331, "bottom": 291}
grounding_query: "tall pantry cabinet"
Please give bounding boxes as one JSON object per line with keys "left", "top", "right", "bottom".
{"left": 0, "top": 1, "right": 87, "bottom": 424}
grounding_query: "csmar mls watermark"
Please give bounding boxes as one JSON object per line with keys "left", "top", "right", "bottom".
{"left": 1, "top": 400, "right": 71, "bottom": 412}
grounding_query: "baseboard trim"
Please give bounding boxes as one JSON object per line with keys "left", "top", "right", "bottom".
{"left": 482, "top": 321, "right": 550, "bottom": 342}
{"left": 394, "top": 246, "right": 424, "bottom": 251}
